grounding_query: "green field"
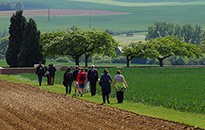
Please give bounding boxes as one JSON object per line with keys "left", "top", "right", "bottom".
{"left": 1, "top": 0, "right": 205, "bottom": 34}
{"left": 0, "top": 74, "right": 204, "bottom": 128}
{"left": 18, "top": 67, "right": 205, "bottom": 114}
{"left": 0, "top": 59, "right": 8, "bottom": 67}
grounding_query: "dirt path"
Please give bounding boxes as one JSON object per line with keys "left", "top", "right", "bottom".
{"left": 0, "top": 80, "right": 202, "bottom": 130}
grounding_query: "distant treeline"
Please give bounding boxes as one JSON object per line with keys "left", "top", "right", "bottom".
{"left": 105, "top": 29, "right": 147, "bottom": 36}
{"left": 146, "top": 21, "right": 205, "bottom": 45}
{"left": 0, "top": 1, "right": 23, "bottom": 11}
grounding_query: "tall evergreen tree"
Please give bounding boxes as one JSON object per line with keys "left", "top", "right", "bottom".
{"left": 18, "top": 18, "right": 43, "bottom": 67}
{"left": 6, "top": 10, "right": 26, "bottom": 67}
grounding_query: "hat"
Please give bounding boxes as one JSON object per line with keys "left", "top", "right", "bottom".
{"left": 91, "top": 65, "right": 95, "bottom": 68}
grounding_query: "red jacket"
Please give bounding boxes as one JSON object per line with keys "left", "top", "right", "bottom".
{"left": 77, "top": 71, "right": 86, "bottom": 84}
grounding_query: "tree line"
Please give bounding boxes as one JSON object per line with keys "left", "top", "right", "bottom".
{"left": 0, "top": 1, "right": 23, "bottom": 11}
{"left": 122, "top": 36, "right": 202, "bottom": 67}
{"left": 3, "top": 11, "right": 205, "bottom": 67}
{"left": 146, "top": 21, "right": 205, "bottom": 45}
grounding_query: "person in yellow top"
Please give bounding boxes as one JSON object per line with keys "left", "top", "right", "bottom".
{"left": 113, "top": 70, "right": 128, "bottom": 103}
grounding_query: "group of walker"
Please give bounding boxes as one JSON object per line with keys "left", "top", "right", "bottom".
{"left": 35, "top": 62, "right": 56, "bottom": 86}
{"left": 62, "top": 65, "right": 129, "bottom": 104}
{"left": 36, "top": 63, "right": 128, "bottom": 104}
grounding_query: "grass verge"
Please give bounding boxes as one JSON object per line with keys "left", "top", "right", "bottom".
{"left": 0, "top": 74, "right": 204, "bottom": 129}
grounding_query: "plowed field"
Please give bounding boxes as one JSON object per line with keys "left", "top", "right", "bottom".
{"left": 0, "top": 9, "right": 130, "bottom": 18}
{"left": 0, "top": 80, "right": 202, "bottom": 130}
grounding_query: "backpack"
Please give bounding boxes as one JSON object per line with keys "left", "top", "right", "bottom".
{"left": 79, "top": 74, "right": 85, "bottom": 81}
{"left": 37, "top": 66, "right": 45, "bottom": 75}
{"left": 66, "top": 72, "right": 72, "bottom": 82}
{"left": 64, "top": 71, "right": 73, "bottom": 82}
{"left": 89, "top": 69, "right": 98, "bottom": 81}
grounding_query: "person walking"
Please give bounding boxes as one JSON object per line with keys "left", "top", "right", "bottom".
{"left": 35, "top": 62, "right": 45, "bottom": 86}
{"left": 48, "top": 63, "right": 56, "bottom": 85}
{"left": 73, "top": 66, "right": 80, "bottom": 96}
{"left": 88, "top": 65, "right": 98, "bottom": 96}
{"left": 44, "top": 66, "right": 50, "bottom": 85}
{"left": 84, "top": 68, "right": 89, "bottom": 93}
{"left": 100, "top": 68, "right": 112, "bottom": 104}
{"left": 63, "top": 67, "right": 73, "bottom": 95}
{"left": 114, "top": 70, "right": 128, "bottom": 103}
{"left": 76, "top": 68, "right": 86, "bottom": 97}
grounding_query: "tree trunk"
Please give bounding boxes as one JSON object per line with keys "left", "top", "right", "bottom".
{"left": 158, "top": 58, "right": 164, "bottom": 67}
{"left": 75, "top": 56, "right": 79, "bottom": 66}
{"left": 85, "top": 54, "right": 89, "bottom": 67}
{"left": 126, "top": 56, "right": 130, "bottom": 67}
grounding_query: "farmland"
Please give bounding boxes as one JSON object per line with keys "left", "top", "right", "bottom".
{"left": 0, "top": 80, "right": 200, "bottom": 129}
{"left": 19, "top": 67, "right": 205, "bottom": 114}
{"left": 1, "top": 0, "right": 205, "bottom": 33}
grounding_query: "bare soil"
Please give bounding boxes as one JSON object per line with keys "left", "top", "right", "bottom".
{"left": 0, "top": 9, "right": 130, "bottom": 18}
{"left": 0, "top": 80, "right": 202, "bottom": 130}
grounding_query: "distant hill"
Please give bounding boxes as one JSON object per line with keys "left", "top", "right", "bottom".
{"left": 0, "top": 0, "right": 205, "bottom": 33}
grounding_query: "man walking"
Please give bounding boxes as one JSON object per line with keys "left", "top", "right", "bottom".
{"left": 88, "top": 65, "right": 98, "bottom": 96}
{"left": 35, "top": 62, "right": 45, "bottom": 86}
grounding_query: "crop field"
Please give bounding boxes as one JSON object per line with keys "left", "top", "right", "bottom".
{"left": 70, "top": 0, "right": 205, "bottom": 6}
{"left": 19, "top": 67, "right": 205, "bottom": 114}
{"left": 0, "top": 79, "right": 200, "bottom": 129}
{"left": 1, "top": 0, "right": 205, "bottom": 33}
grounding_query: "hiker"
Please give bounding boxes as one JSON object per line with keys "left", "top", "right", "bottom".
{"left": 76, "top": 67, "right": 86, "bottom": 97}
{"left": 99, "top": 68, "right": 112, "bottom": 104}
{"left": 44, "top": 66, "right": 50, "bottom": 85}
{"left": 88, "top": 65, "right": 98, "bottom": 96}
{"left": 73, "top": 66, "right": 80, "bottom": 96}
{"left": 48, "top": 63, "right": 56, "bottom": 85}
{"left": 63, "top": 67, "right": 73, "bottom": 95}
{"left": 114, "top": 70, "right": 128, "bottom": 103}
{"left": 35, "top": 62, "right": 45, "bottom": 86}
{"left": 84, "top": 68, "right": 89, "bottom": 93}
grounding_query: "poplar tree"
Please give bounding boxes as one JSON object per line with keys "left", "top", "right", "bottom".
{"left": 6, "top": 10, "right": 26, "bottom": 67}
{"left": 18, "top": 18, "right": 43, "bottom": 67}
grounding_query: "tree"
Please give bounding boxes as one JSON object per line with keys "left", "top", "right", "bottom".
{"left": 121, "top": 41, "right": 146, "bottom": 67}
{"left": 146, "top": 22, "right": 205, "bottom": 45}
{"left": 146, "top": 36, "right": 202, "bottom": 67}
{"left": 6, "top": 10, "right": 26, "bottom": 67}
{"left": 18, "top": 18, "right": 43, "bottom": 67}
{"left": 40, "top": 31, "right": 66, "bottom": 57}
{"left": 84, "top": 29, "right": 118, "bottom": 67}
{"left": 182, "top": 24, "right": 194, "bottom": 43}
{"left": 0, "top": 36, "right": 9, "bottom": 59}
{"left": 191, "top": 24, "right": 203, "bottom": 45}
{"left": 43, "top": 29, "right": 118, "bottom": 66}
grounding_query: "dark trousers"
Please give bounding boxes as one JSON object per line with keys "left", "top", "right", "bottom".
{"left": 65, "top": 82, "right": 72, "bottom": 94}
{"left": 49, "top": 76, "right": 55, "bottom": 85}
{"left": 46, "top": 75, "right": 50, "bottom": 85}
{"left": 101, "top": 85, "right": 110, "bottom": 103}
{"left": 116, "top": 91, "right": 124, "bottom": 103}
{"left": 90, "top": 81, "right": 96, "bottom": 96}
{"left": 102, "top": 94, "right": 109, "bottom": 103}
{"left": 38, "top": 75, "right": 42, "bottom": 86}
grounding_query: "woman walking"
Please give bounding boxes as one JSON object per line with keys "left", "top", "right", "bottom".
{"left": 100, "top": 68, "right": 112, "bottom": 104}
{"left": 63, "top": 67, "right": 73, "bottom": 95}
{"left": 114, "top": 70, "right": 128, "bottom": 103}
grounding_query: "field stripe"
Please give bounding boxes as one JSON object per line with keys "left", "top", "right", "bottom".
{"left": 0, "top": 9, "right": 131, "bottom": 18}
{"left": 70, "top": 0, "right": 205, "bottom": 7}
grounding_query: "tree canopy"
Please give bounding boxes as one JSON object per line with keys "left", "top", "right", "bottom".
{"left": 121, "top": 41, "right": 145, "bottom": 67}
{"left": 42, "top": 29, "right": 118, "bottom": 66}
{"left": 146, "top": 36, "right": 202, "bottom": 67}
{"left": 146, "top": 21, "right": 205, "bottom": 45}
